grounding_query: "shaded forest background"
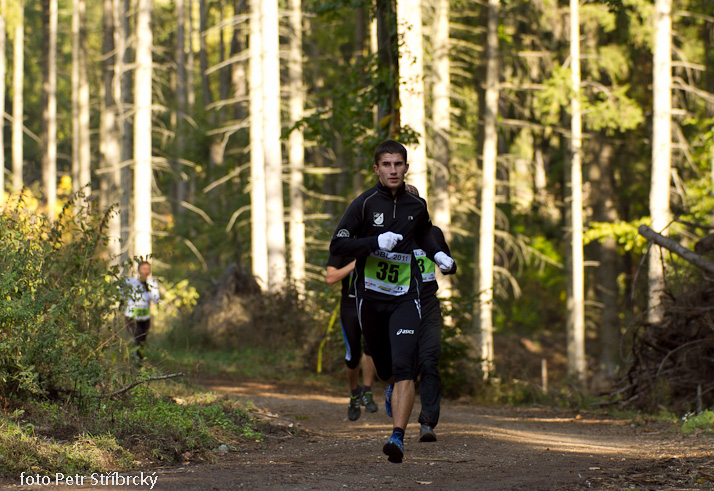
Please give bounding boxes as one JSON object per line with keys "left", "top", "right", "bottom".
{"left": 2, "top": 0, "right": 714, "bottom": 400}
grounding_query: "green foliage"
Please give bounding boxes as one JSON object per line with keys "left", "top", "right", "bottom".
{"left": 0, "top": 196, "right": 126, "bottom": 399}
{"left": 0, "top": 383, "right": 262, "bottom": 476}
{"left": 583, "top": 218, "right": 651, "bottom": 253}
{"left": 681, "top": 410, "right": 714, "bottom": 435}
{"left": 583, "top": 85, "right": 644, "bottom": 133}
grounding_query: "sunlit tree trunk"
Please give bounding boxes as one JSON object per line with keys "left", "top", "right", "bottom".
{"left": 376, "top": 0, "right": 398, "bottom": 138}
{"left": 117, "top": 0, "right": 132, "bottom": 262}
{"left": 11, "top": 1, "right": 22, "bottom": 192}
{"left": 133, "top": 0, "right": 153, "bottom": 259}
{"left": 42, "top": 0, "right": 58, "bottom": 219}
{"left": 187, "top": 0, "right": 195, "bottom": 109}
{"left": 199, "top": 0, "right": 211, "bottom": 107}
{"left": 649, "top": 0, "right": 672, "bottom": 323}
{"left": 0, "top": 0, "right": 5, "bottom": 199}
{"left": 249, "top": 0, "right": 268, "bottom": 289}
{"left": 396, "top": 0, "right": 427, "bottom": 197}
{"left": 288, "top": 0, "right": 305, "bottom": 294}
{"left": 72, "top": 0, "right": 90, "bottom": 202}
{"left": 262, "top": 0, "right": 286, "bottom": 291}
{"left": 567, "top": 0, "right": 586, "bottom": 383}
{"left": 431, "top": 0, "right": 452, "bottom": 302}
{"left": 476, "top": 0, "right": 500, "bottom": 378}
{"left": 102, "top": 0, "right": 121, "bottom": 260}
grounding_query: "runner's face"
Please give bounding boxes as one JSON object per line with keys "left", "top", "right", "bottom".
{"left": 138, "top": 264, "right": 151, "bottom": 279}
{"left": 374, "top": 153, "right": 408, "bottom": 194}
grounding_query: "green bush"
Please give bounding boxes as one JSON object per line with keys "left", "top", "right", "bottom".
{"left": 0, "top": 196, "right": 125, "bottom": 398}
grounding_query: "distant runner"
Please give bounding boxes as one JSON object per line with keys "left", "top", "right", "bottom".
{"left": 123, "top": 261, "right": 160, "bottom": 361}
{"left": 330, "top": 140, "right": 455, "bottom": 463}
{"left": 326, "top": 255, "right": 379, "bottom": 421}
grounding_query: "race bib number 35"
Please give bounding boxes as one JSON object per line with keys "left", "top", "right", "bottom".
{"left": 364, "top": 250, "right": 412, "bottom": 296}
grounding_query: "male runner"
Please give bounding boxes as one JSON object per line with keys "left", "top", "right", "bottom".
{"left": 330, "top": 140, "right": 455, "bottom": 463}
{"left": 326, "top": 255, "right": 379, "bottom": 421}
{"left": 123, "top": 261, "right": 160, "bottom": 361}
{"left": 406, "top": 185, "right": 455, "bottom": 442}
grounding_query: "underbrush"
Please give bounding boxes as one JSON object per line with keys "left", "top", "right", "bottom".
{"left": 0, "top": 381, "right": 262, "bottom": 477}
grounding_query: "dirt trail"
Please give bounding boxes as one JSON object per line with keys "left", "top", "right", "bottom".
{"left": 7, "top": 378, "right": 714, "bottom": 490}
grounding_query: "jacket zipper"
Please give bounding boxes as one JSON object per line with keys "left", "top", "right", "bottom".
{"left": 393, "top": 196, "right": 397, "bottom": 219}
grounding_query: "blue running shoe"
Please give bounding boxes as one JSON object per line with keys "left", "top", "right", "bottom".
{"left": 384, "top": 384, "right": 393, "bottom": 418}
{"left": 383, "top": 434, "right": 404, "bottom": 463}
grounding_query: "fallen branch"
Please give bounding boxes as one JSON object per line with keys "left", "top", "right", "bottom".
{"left": 63, "top": 372, "right": 185, "bottom": 399}
{"left": 638, "top": 225, "right": 714, "bottom": 276}
{"left": 96, "top": 372, "right": 185, "bottom": 398}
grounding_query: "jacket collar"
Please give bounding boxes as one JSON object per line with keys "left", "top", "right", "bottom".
{"left": 376, "top": 180, "right": 406, "bottom": 198}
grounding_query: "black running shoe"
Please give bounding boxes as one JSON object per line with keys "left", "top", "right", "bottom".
{"left": 361, "top": 389, "right": 378, "bottom": 413}
{"left": 419, "top": 424, "right": 437, "bottom": 442}
{"left": 347, "top": 395, "right": 361, "bottom": 421}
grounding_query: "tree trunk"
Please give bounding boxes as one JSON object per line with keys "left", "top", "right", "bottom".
{"left": 649, "top": 0, "right": 672, "bottom": 323}
{"left": 176, "top": 0, "right": 188, "bottom": 215}
{"left": 42, "top": 0, "right": 58, "bottom": 219}
{"left": 262, "top": 0, "right": 287, "bottom": 291}
{"left": 431, "top": 0, "right": 453, "bottom": 302}
{"left": 230, "top": 0, "right": 246, "bottom": 121}
{"left": 187, "top": 0, "right": 195, "bottom": 109}
{"left": 133, "top": 0, "right": 153, "bottom": 259}
{"left": 567, "top": 0, "right": 586, "bottom": 383}
{"left": 199, "top": 0, "right": 211, "bottom": 107}
{"left": 288, "top": 0, "right": 305, "bottom": 294}
{"left": 11, "top": 1, "right": 22, "bottom": 192}
{"left": 376, "top": 0, "right": 398, "bottom": 138}
{"left": 102, "top": 0, "right": 122, "bottom": 260}
{"left": 249, "top": 0, "right": 268, "bottom": 289}
{"left": 595, "top": 140, "right": 619, "bottom": 373}
{"left": 396, "top": 0, "right": 427, "bottom": 197}
{"left": 477, "top": 0, "right": 500, "bottom": 378}
{"left": 115, "top": 0, "right": 132, "bottom": 261}
{"left": 76, "top": 0, "right": 90, "bottom": 201}
{"left": 72, "top": 0, "right": 79, "bottom": 195}
{"left": 0, "top": 0, "right": 5, "bottom": 200}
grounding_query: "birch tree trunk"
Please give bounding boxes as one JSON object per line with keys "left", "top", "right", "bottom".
{"left": 476, "top": 0, "right": 500, "bottom": 378}
{"left": 431, "top": 0, "right": 452, "bottom": 301}
{"left": 117, "top": 0, "right": 132, "bottom": 261}
{"left": 187, "top": 0, "right": 195, "bottom": 109}
{"left": 102, "top": 0, "right": 121, "bottom": 260}
{"left": 249, "top": 0, "right": 268, "bottom": 289}
{"left": 72, "top": 0, "right": 90, "bottom": 201}
{"left": 11, "top": 1, "right": 22, "bottom": 192}
{"left": 199, "top": 0, "right": 211, "bottom": 107}
{"left": 396, "top": 0, "right": 427, "bottom": 197}
{"left": 649, "top": 0, "right": 672, "bottom": 323}
{"left": 288, "top": 0, "right": 305, "bottom": 294}
{"left": 0, "top": 0, "right": 5, "bottom": 199}
{"left": 42, "top": 0, "right": 58, "bottom": 219}
{"left": 567, "top": 0, "right": 586, "bottom": 383}
{"left": 262, "top": 0, "right": 287, "bottom": 291}
{"left": 133, "top": 0, "right": 153, "bottom": 259}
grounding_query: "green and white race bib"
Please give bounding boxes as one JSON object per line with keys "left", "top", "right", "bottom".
{"left": 414, "top": 249, "right": 436, "bottom": 283}
{"left": 364, "top": 250, "right": 412, "bottom": 296}
{"left": 132, "top": 307, "right": 150, "bottom": 318}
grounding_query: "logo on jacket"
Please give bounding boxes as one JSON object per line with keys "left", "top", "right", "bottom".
{"left": 396, "top": 329, "right": 414, "bottom": 336}
{"left": 336, "top": 228, "right": 350, "bottom": 238}
{"left": 373, "top": 212, "right": 384, "bottom": 226}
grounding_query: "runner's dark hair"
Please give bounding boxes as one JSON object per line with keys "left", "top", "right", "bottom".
{"left": 137, "top": 260, "right": 150, "bottom": 268}
{"left": 374, "top": 140, "right": 407, "bottom": 165}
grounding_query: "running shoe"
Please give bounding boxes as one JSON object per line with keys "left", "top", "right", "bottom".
{"left": 347, "top": 395, "right": 361, "bottom": 421}
{"left": 361, "top": 389, "right": 378, "bottom": 413}
{"left": 382, "top": 434, "right": 404, "bottom": 463}
{"left": 384, "top": 384, "right": 393, "bottom": 418}
{"left": 419, "top": 424, "right": 437, "bottom": 442}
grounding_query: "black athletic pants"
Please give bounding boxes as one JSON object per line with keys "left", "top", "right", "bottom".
{"left": 340, "top": 300, "right": 371, "bottom": 370}
{"left": 126, "top": 316, "right": 151, "bottom": 359}
{"left": 357, "top": 297, "right": 421, "bottom": 383}
{"left": 418, "top": 295, "right": 442, "bottom": 428}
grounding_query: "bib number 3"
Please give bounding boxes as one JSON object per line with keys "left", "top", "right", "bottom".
{"left": 364, "top": 250, "right": 411, "bottom": 296}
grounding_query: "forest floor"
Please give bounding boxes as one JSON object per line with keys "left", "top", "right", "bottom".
{"left": 5, "top": 375, "right": 714, "bottom": 491}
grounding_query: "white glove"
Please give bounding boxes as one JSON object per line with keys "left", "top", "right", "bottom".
{"left": 377, "top": 232, "right": 403, "bottom": 252}
{"left": 434, "top": 251, "right": 455, "bottom": 273}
